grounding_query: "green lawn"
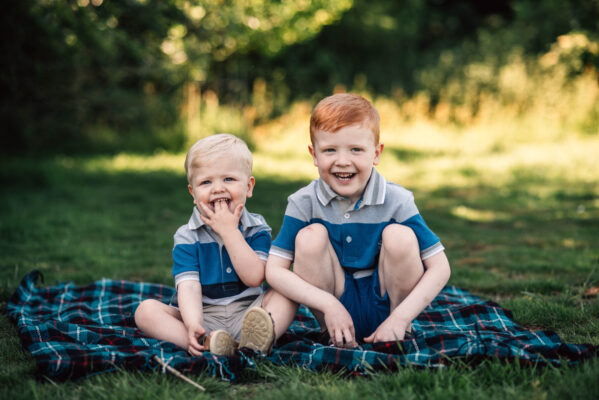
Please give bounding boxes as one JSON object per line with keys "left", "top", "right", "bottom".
{"left": 1, "top": 121, "right": 598, "bottom": 399}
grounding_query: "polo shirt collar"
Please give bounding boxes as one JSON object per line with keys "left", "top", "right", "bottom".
{"left": 187, "top": 206, "right": 261, "bottom": 231}
{"left": 316, "top": 168, "right": 387, "bottom": 207}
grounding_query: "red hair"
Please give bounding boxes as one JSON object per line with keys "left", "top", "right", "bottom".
{"left": 310, "top": 93, "right": 380, "bottom": 144}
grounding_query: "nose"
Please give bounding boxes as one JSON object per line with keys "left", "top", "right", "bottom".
{"left": 334, "top": 150, "right": 351, "bottom": 166}
{"left": 211, "top": 180, "right": 225, "bottom": 193}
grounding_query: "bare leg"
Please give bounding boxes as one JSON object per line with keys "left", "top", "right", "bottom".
{"left": 261, "top": 289, "right": 298, "bottom": 339}
{"left": 134, "top": 299, "right": 190, "bottom": 348}
{"left": 378, "top": 224, "right": 424, "bottom": 314}
{"left": 292, "top": 223, "right": 345, "bottom": 330}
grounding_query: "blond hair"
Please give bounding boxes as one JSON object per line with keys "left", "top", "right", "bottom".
{"left": 310, "top": 93, "right": 380, "bottom": 144}
{"left": 184, "top": 134, "right": 253, "bottom": 183}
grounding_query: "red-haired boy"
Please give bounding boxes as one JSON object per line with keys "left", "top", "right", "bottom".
{"left": 266, "top": 93, "right": 451, "bottom": 347}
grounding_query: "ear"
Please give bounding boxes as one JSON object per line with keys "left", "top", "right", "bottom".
{"left": 188, "top": 184, "right": 197, "bottom": 205}
{"left": 373, "top": 143, "right": 384, "bottom": 165}
{"left": 308, "top": 144, "right": 318, "bottom": 166}
{"left": 246, "top": 176, "right": 256, "bottom": 198}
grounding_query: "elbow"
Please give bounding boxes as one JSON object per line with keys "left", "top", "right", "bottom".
{"left": 245, "top": 276, "right": 265, "bottom": 288}
{"left": 242, "top": 269, "right": 265, "bottom": 288}
{"left": 243, "top": 263, "right": 266, "bottom": 288}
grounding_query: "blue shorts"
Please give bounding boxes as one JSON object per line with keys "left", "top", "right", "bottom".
{"left": 339, "top": 268, "right": 390, "bottom": 342}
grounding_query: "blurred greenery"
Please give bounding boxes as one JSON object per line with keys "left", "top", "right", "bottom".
{"left": 1, "top": 0, "right": 597, "bottom": 156}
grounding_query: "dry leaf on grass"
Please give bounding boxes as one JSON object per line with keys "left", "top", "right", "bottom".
{"left": 583, "top": 286, "right": 599, "bottom": 298}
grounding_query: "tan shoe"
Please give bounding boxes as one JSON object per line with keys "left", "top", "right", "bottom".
{"left": 239, "top": 307, "right": 275, "bottom": 355}
{"left": 204, "top": 329, "right": 238, "bottom": 356}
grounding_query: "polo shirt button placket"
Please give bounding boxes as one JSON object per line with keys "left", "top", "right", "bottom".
{"left": 226, "top": 267, "right": 232, "bottom": 274}
{"left": 344, "top": 213, "right": 350, "bottom": 219}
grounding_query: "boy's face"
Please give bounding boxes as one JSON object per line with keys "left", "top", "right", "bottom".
{"left": 309, "top": 124, "right": 383, "bottom": 203}
{"left": 188, "top": 156, "right": 254, "bottom": 214}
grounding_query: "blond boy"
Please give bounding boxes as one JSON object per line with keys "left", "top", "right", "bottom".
{"left": 135, "top": 134, "right": 294, "bottom": 356}
{"left": 266, "top": 94, "right": 451, "bottom": 347}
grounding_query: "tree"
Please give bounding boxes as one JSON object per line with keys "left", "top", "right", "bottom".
{"left": 0, "top": 0, "right": 353, "bottom": 155}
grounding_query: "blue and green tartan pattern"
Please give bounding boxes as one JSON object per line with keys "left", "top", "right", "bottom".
{"left": 7, "top": 270, "right": 596, "bottom": 381}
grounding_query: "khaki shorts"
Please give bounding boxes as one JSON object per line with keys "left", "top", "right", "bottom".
{"left": 171, "top": 293, "right": 265, "bottom": 341}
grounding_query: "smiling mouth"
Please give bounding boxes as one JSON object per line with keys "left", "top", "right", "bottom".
{"left": 210, "top": 198, "right": 231, "bottom": 208}
{"left": 333, "top": 172, "right": 356, "bottom": 181}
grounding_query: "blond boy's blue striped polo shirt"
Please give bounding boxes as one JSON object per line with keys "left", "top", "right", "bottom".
{"left": 171, "top": 207, "right": 271, "bottom": 305}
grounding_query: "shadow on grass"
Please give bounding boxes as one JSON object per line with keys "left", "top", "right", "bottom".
{"left": 1, "top": 156, "right": 597, "bottom": 306}
{"left": 0, "top": 157, "right": 309, "bottom": 292}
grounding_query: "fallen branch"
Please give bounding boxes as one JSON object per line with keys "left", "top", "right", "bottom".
{"left": 152, "top": 355, "right": 206, "bottom": 392}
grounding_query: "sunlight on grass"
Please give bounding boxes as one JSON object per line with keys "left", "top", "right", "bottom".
{"left": 76, "top": 152, "right": 186, "bottom": 175}
{"left": 451, "top": 206, "right": 510, "bottom": 223}
{"left": 71, "top": 96, "right": 598, "bottom": 202}
{"left": 250, "top": 100, "right": 599, "bottom": 195}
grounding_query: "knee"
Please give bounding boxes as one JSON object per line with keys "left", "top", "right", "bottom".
{"left": 381, "top": 224, "right": 419, "bottom": 258}
{"left": 295, "top": 223, "right": 328, "bottom": 257}
{"left": 134, "top": 299, "right": 159, "bottom": 326}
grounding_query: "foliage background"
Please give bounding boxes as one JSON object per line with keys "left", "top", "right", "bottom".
{"left": 2, "top": 0, "right": 598, "bottom": 155}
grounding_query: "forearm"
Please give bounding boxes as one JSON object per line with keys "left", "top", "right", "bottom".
{"left": 266, "top": 255, "right": 337, "bottom": 313}
{"left": 177, "top": 280, "right": 204, "bottom": 328}
{"left": 221, "top": 228, "right": 266, "bottom": 286}
{"left": 391, "top": 251, "right": 451, "bottom": 326}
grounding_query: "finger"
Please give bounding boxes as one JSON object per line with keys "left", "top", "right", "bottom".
{"left": 190, "top": 329, "right": 206, "bottom": 345}
{"left": 233, "top": 203, "right": 244, "bottom": 218}
{"left": 199, "top": 214, "right": 214, "bottom": 228}
{"left": 196, "top": 343, "right": 206, "bottom": 351}
{"left": 188, "top": 346, "right": 203, "bottom": 356}
{"left": 188, "top": 343, "right": 203, "bottom": 356}
{"left": 214, "top": 199, "right": 225, "bottom": 210}
{"left": 342, "top": 327, "right": 355, "bottom": 347}
{"left": 363, "top": 332, "right": 375, "bottom": 343}
{"left": 188, "top": 336, "right": 202, "bottom": 350}
{"left": 198, "top": 201, "right": 213, "bottom": 216}
{"left": 219, "top": 199, "right": 230, "bottom": 209}
{"left": 394, "top": 330, "right": 405, "bottom": 341}
{"left": 334, "top": 329, "right": 344, "bottom": 347}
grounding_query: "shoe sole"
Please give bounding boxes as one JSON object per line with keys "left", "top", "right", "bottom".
{"left": 206, "top": 329, "right": 238, "bottom": 356}
{"left": 239, "top": 307, "right": 275, "bottom": 354}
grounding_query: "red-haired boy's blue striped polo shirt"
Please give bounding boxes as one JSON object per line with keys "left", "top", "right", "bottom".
{"left": 270, "top": 168, "right": 443, "bottom": 272}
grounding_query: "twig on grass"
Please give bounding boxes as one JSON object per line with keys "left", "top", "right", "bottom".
{"left": 152, "top": 355, "right": 206, "bottom": 392}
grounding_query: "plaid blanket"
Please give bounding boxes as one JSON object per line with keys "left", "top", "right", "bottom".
{"left": 7, "top": 270, "right": 596, "bottom": 381}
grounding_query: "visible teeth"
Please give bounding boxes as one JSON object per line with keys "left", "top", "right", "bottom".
{"left": 211, "top": 199, "right": 230, "bottom": 206}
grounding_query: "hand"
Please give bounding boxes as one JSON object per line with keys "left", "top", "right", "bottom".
{"left": 363, "top": 314, "right": 410, "bottom": 344}
{"left": 186, "top": 323, "right": 207, "bottom": 356}
{"left": 323, "top": 300, "right": 357, "bottom": 348}
{"left": 198, "top": 200, "right": 243, "bottom": 237}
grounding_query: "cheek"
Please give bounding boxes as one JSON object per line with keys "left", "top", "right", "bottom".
{"left": 191, "top": 189, "right": 204, "bottom": 202}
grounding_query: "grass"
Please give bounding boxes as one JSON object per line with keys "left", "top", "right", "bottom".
{"left": 1, "top": 106, "right": 598, "bottom": 398}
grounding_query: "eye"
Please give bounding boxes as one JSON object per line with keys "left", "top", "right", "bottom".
{"left": 323, "top": 148, "right": 335, "bottom": 153}
{"left": 224, "top": 177, "right": 235, "bottom": 182}
{"left": 351, "top": 147, "right": 364, "bottom": 153}
{"left": 200, "top": 180, "right": 211, "bottom": 185}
